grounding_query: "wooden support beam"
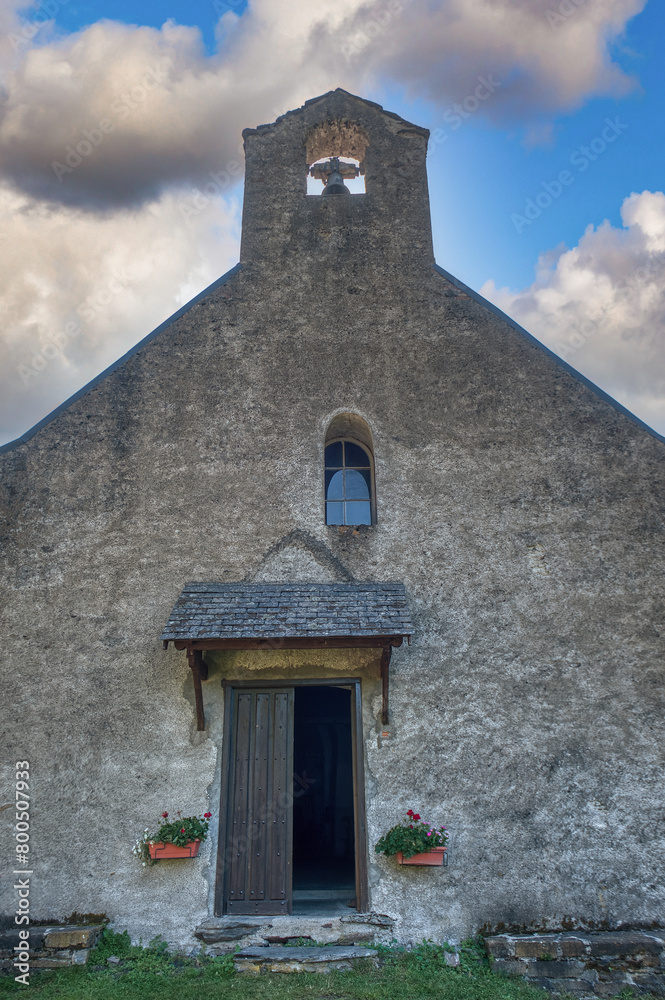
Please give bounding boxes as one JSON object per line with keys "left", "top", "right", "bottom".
{"left": 172, "top": 635, "right": 404, "bottom": 652}
{"left": 187, "top": 647, "right": 206, "bottom": 731}
{"left": 169, "top": 634, "right": 405, "bottom": 730}
{"left": 380, "top": 643, "right": 392, "bottom": 726}
{"left": 195, "top": 649, "right": 209, "bottom": 681}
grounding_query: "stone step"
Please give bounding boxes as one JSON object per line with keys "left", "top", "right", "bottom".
{"left": 234, "top": 945, "right": 379, "bottom": 974}
{"left": 195, "top": 911, "right": 394, "bottom": 954}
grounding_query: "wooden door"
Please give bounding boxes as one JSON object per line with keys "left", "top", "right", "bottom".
{"left": 219, "top": 688, "right": 294, "bottom": 915}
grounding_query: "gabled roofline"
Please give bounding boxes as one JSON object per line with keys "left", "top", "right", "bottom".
{"left": 433, "top": 263, "right": 665, "bottom": 447}
{"left": 243, "top": 88, "right": 430, "bottom": 141}
{"left": 3, "top": 257, "right": 660, "bottom": 454}
{"left": 0, "top": 262, "right": 243, "bottom": 456}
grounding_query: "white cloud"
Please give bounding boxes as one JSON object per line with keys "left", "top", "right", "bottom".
{"left": 334, "top": 0, "right": 645, "bottom": 116}
{"left": 0, "top": 183, "right": 241, "bottom": 443}
{"left": 481, "top": 191, "right": 665, "bottom": 436}
{"left": 0, "top": 0, "right": 646, "bottom": 207}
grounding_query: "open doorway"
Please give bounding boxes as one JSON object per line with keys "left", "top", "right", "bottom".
{"left": 216, "top": 680, "right": 367, "bottom": 917}
{"left": 292, "top": 686, "right": 356, "bottom": 912}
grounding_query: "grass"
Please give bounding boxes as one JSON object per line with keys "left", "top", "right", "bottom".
{"left": 0, "top": 931, "right": 551, "bottom": 1000}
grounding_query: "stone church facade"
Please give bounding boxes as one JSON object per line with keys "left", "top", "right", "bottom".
{"left": 1, "top": 90, "right": 664, "bottom": 950}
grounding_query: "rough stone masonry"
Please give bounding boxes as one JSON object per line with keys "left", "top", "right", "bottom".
{"left": 0, "top": 89, "right": 664, "bottom": 951}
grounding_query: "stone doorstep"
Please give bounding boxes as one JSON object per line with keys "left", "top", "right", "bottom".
{"left": 195, "top": 920, "right": 262, "bottom": 944}
{"left": 340, "top": 912, "right": 394, "bottom": 927}
{"left": 234, "top": 945, "right": 379, "bottom": 974}
{"left": 195, "top": 912, "right": 394, "bottom": 949}
{"left": 265, "top": 930, "right": 377, "bottom": 946}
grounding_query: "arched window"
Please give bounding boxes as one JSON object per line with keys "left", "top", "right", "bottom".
{"left": 324, "top": 413, "right": 375, "bottom": 526}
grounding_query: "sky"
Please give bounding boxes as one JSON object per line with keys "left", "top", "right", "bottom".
{"left": 1, "top": 0, "right": 664, "bottom": 444}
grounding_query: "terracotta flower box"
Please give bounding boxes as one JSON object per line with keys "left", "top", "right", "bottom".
{"left": 148, "top": 839, "right": 201, "bottom": 860}
{"left": 396, "top": 846, "right": 447, "bottom": 866}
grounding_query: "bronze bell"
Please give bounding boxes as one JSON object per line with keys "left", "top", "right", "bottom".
{"left": 322, "top": 158, "right": 351, "bottom": 196}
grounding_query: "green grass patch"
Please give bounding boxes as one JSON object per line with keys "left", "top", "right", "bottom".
{"left": 0, "top": 932, "right": 549, "bottom": 1000}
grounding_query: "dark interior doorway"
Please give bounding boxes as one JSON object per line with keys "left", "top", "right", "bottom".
{"left": 292, "top": 686, "right": 355, "bottom": 908}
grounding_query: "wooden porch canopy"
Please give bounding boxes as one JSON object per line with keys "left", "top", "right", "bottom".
{"left": 161, "top": 581, "right": 414, "bottom": 730}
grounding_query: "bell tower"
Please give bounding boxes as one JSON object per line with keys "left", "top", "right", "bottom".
{"left": 239, "top": 89, "right": 434, "bottom": 278}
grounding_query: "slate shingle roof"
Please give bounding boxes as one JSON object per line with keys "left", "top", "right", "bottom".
{"left": 160, "top": 582, "right": 414, "bottom": 641}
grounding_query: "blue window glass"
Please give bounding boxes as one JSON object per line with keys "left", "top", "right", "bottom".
{"left": 345, "top": 469, "right": 371, "bottom": 500}
{"left": 326, "top": 501, "right": 344, "bottom": 525}
{"left": 325, "top": 469, "right": 344, "bottom": 500}
{"left": 345, "top": 501, "right": 371, "bottom": 523}
{"left": 325, "top": 441, "right": 343, "bottom": 467}
{"left": 344, "top": 442, "right": 369, "bottom": 468}
{"left": 325, "top": 441, "right": 372, "bottom": 525}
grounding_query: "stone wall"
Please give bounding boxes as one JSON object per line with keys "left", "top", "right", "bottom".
{"left": 486, "top": 931, "right": 665, "bottom": 997}
{"left": 1, "top": 90, "right": 664, "bottom": 949}
{"left": 0, "top": 924, "right": 104, "bottom": 973}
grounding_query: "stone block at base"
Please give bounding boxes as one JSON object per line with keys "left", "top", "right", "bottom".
{"left": 0, "top": 925, "right": 103, "bottom": 974}
{"left": 43, "top": 926, "right": 102, "bottom": 950}
{"left": 485, "top": 932, "right": 665, "bottom": 997}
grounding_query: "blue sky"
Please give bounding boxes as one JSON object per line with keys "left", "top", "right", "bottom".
{"left": 31, "top": 0, "right": 250, "bottom": 52}
{"left": 2, "top": 0, "right": 664, "bottom": 442}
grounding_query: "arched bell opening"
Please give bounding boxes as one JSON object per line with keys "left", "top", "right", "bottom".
{"left": 305, "top": 120, "right": 369, "bottom": 196}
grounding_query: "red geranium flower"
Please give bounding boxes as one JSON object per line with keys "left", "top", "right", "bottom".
{"left": 161, "top": 812, "right": 168, "bottom": 818}
{"left": 413, "top": 813, "right": 421, "bottom": 821}
{"left": 181, "top": 828, "right": 185, "bottom": 833}
{"left": 204, "top": 812, "right": 212, "bottom": 819}
{"left": 406, "top": 809, "right": 413, "bottom": 817}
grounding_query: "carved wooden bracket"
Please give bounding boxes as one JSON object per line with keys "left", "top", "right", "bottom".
{"left": 186, "top": 647, "right": 208, "bottom": 731}
{"left": 380, "top": 643, "right": 392, "bottom": 726}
